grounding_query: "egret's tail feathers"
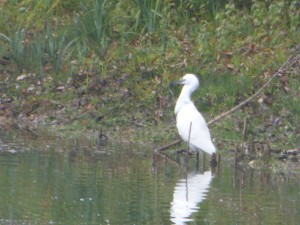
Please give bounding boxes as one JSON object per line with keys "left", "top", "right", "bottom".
{"left": 189, "top": 142, "right": 216, "bottom": 155}
{"left": 207, "top": 144, "right": 217, "bottom": 155}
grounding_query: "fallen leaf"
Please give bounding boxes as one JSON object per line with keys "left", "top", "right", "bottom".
{"left": 56, "top": 86, "right": 65, "bottom": 91}
{"left": 16, "top": 74, "right": 28, "bottom": 81}
{"left": 226, "top": 64, "right": 236, "bottom": 71}
{"left": 223, "top": 51, "right": 233, "bottom": 57}
{"left": 86, "top": 103, "right": 95, "bottom": 110}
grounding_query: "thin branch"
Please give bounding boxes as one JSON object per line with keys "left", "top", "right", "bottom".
{"left": 154, "top": 139, "right": 181, "bottom": 152}
{"left": 154, "top": 47, "right": 300, "bottom": 152}
{"left": 187, "top": 121, "right": 192, "bottom": 156}
{"left": 241, "top": 117, "right": 248, "bottom": 154}
{"left": 154, "top": 150, "right": 181, "bottom": 166}
{"left": 208, "top": 52, "right": 299, "bottom": 126}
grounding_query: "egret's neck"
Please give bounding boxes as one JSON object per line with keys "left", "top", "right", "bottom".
{"left": 175, "top": 85, "right": 194, "bottom": 114}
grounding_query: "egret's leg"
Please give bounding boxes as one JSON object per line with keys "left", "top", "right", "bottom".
{"left": 195, "top": 155, "right": 199, "bottom": 171}
{"left": 202, "top": 151, "right": 206, "bottom": 172}
{"left": 210, "top": 153, "right": 218, "bottom": 167}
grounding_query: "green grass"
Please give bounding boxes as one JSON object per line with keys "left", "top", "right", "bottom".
{"left": 0, "top": 0, "right": 299, "bottom": 152}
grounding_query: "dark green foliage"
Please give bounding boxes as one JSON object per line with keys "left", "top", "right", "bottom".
{"left": 1, "top": 0, "right": 298, "bottom": 76}
{"left": 133, "top": 0, "right": 163, "bottom": 32}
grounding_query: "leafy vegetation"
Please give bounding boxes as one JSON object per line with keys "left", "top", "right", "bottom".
{"left": 0, "top": 0, "right": 299, "bottom": 158}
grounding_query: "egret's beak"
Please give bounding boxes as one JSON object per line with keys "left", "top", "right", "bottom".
{"left": 173, "top": 78, "right": 185, "bottom": 85}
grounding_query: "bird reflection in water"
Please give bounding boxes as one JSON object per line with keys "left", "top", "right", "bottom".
{"left": 170, "top": 170, "right": 214, "bottom": 225}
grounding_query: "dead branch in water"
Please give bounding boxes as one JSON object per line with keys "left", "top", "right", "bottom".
{"left": 154, "top": 139, "right": 182, "bottom": 152}
{"left": 154, "top": 47, "right": 300, "bottom": 152}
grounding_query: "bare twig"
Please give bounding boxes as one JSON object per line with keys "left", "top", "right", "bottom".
{"left": 154, "top": 139, "right": 181, "bottom": 152}
{"left": 154, "top": 47, "right": 300, "bottom": 152}
{"left": 249, "top": 134, "right": 255, "bottom": 155}
{"left": 241, "top": 117, "right": 248, "bottom": 155}
{"left": 154, "top": 150, "right": 181, "bottom": 166}
{"left": 187, "top": 121, "right": 192, "bottom": 156}
{"left": 207, "top": 51, "right": 299, "bottom": 126}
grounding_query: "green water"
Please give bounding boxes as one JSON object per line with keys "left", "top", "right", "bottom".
{"left": 0, "top": 129, "right": 299, "bottom": 225}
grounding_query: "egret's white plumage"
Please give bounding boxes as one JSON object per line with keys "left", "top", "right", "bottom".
{"left": 175, "top": 74, "right": 216, "bottom": 155}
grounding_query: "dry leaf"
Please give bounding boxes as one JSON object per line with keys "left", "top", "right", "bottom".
{"left": 226, "top": 64, "right": 236, "bottom": 70}
{"left": 16, "top": 74, "right": 28, "bottom": 81}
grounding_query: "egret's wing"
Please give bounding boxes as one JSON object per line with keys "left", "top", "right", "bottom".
{"left": 176, "top": 103, "right": 216, "bottom": 154}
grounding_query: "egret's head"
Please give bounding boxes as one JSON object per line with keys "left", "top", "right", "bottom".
{"left": 176, "top": 74, "right": 199, "bottom": 92}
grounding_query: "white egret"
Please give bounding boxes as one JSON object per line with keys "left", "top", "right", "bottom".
{"left": 174, "top": 74, "right": 216, "bottom": 161}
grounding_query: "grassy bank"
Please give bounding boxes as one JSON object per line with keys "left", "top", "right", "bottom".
{"left": 0, "top": 0, "right": 299, "bottom": 163}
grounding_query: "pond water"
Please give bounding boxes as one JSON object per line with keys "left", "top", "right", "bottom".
{"left": 0, "top": 128, "right": 299, "bottom": 225}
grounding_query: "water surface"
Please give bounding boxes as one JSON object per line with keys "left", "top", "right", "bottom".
{"left": 0, "top": 128, "right": 299, "bottom": 224}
